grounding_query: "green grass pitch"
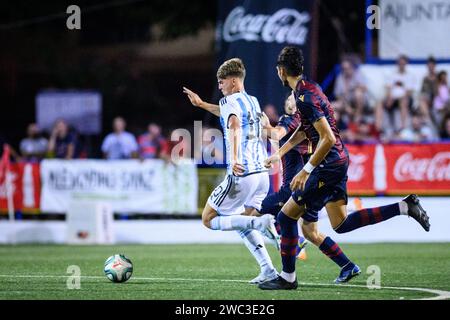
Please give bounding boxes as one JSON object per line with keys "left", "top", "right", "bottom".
{"left": 0, "top": 243, "right": 449, "bottom": 300}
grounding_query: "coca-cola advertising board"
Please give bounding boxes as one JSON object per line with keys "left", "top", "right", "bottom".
{"left": 346, "top": 144, "right": 377, "bottom": 195}
{"left": 216, "top": 0, "right": 317, "bottom": 114}
{"left": 385, "top": 143, "right": 450, "bottom": 195}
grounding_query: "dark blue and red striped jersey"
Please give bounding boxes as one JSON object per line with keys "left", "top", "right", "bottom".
{"left": 294, "top": 76, "right": 349, "bottom": 165}
{"left": 277, "top": 112, "right": 311, "bottom": 186}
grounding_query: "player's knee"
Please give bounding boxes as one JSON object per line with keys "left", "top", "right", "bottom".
{"left": 333, "top": 224, "right": 345, "bottom": 234}
{"left": 202, "top": 216, "right": 212, "bottom": 229}
{"left": 201, "top": 207, "right": 215, "bottom": 229}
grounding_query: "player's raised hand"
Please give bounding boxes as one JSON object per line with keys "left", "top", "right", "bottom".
{"left": 290, "top": 169, "right": 310, "bottom": 191}
{"left": 183, "top": 87, "right": 204, "bottom": 107}
{"left": 264, "top": 154, "right": 280, "bottom": 169}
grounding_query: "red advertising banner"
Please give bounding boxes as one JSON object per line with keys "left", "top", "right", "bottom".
{"left": 384, "top": 143, "right": 450, "bottom": 195}
{"left": 0, "top": 163, "right": 41, "bottom": 213}
{"left": 347, "top": 144, "right": 376, "bottom": 195}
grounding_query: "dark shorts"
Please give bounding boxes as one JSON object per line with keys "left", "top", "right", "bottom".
{"left": 259, "top": 185, "right": 292, "bottom": 215}
{"left": 292, "top": 160, "right": 349, "bottom": 223}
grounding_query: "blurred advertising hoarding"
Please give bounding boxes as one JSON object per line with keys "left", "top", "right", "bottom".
{"left": 36, "top": 91, "right": 102, "bottom": 135}
{"left": 216, "top": 0, "right": 317, "bottom": 114}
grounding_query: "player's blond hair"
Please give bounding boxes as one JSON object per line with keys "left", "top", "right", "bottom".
{"left": 216, "top": 58, "right": 246, "bottom": 80}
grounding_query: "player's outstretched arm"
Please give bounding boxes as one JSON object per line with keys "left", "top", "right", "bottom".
{"left": 183, "top": 87, "right": 220, "bottom": 117}
{"left": 260, "top": 112, "right": 287, "bottom": 141}
{"left": 264, "top": 126, "right": 305, "bottom": 168}
{"left": 290, "top": 117, "right": 335, "bottom": 191}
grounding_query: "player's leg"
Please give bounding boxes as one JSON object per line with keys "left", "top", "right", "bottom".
{"left": 301, "top": 221, "right": 361, "bottom": 283}
{"left": 326, "top": 195, "right": 430, "bottom": 233}
{"left": 258, "top": 196, "right": 305, "bottom": 290}
{"left": 238, "top": 173, "right": 278, "bottom": 284}
{"left": 258, "top": 185, "right": 308, "bottom": 255}
{"left": 237, "top": 227, "right": 278, "bottom": 284}
{"left": 204, "top": 175, "right": 275, "bottom": 232}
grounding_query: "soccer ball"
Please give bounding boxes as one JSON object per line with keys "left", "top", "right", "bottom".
{"left": 104, "top": 254, "right": 133, "bottom": 283}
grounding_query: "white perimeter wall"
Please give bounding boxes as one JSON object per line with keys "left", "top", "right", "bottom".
{"left": 0, "top": 197, "right": 449, "bottom": 244}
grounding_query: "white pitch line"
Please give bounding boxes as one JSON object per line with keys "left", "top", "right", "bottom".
{"left": 0, "top": 274, "right": 449, "bottom": 300}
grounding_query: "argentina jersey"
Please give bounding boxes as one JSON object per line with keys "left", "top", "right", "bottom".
{"left": 219, "top": 91, "right": 268, "bottom": 176}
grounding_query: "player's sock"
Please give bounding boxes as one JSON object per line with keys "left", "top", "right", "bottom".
{"left": 334, "top": 203, "right": 402, "bottom": 233}
{"left": 277, "top": 211, "right": 298, "bottom": 281}
{"left": 318, "top": 236, "right": 351, "bottom": 268}
{"left": 210, "top": 215, "right": 256, "bottom": 231}
{"left": 238, "top": 230, "right": 275, "bottom": 275}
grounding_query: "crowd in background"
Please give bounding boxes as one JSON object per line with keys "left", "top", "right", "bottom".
{"left": 1, "top": 56, "right": 450, "bottom": 164}
{"left": 332, "top": 55, "right": 450, "bottom": 143}
{"left": 1, "top": 117, "right": 175, "bottom": 162}
{"left": 262, "top": 55, "right": 450, "bottom": 145}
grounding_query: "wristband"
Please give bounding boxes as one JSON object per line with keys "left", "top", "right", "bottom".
{"left": 303, "top": 161, "right": 316, "bottom": 174}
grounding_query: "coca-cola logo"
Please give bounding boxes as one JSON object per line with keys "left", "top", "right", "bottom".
{"left": 348, "top": 153, "right": 368, "bottom": 182}
{"left": 394, "top": 152, "right": 450, "bottom": 182}
{"left": 222, "top": 6, "right": 310, "bottom": 44}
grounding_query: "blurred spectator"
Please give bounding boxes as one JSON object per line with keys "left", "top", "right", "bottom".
{"left": 419, "top": 56, "right": 438, "bottom": 122}
{"left": 431, "top": 71, "right": 450, "bottom": 127}
{"left": 398, "top": 112, "right": 437, "bottom": 142}
{"left": 440, "top": 114, "right": 450, "bottom": 139}
{"left": 47, "top": 119, "right": 77, "bottom": 159}
{"left": 168, "top": 129, "right": 192, "bottom": 161}
{"left": 101, "top": 117, "right": 138, "bottom": 159}
{"left": 375, "top": 55, "right": 416, "bottom": 140}
{"left": 138, "top": 123, "right": 169, "bottom": 160}
{"left": 0, "top": 134, "right": 21, "bottom": 161}
{"left": 334, "top": 109, "right": 351, "bottom": 142}
{"left": 263, "top": 104, "right": 280, "bottom": 127}
{"left": 347, "top": 118, "right": 379, "bottom": 143}
{"left": 20, "top": 123, "right": 48, "bottom": 162}
{"left": 333, "top": 58, "right": 368, "bottom": 122}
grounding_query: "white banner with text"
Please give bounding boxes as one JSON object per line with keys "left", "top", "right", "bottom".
{"left": 40, "top": 159, "right": 198, "bottom": 214}
{"left": 379, "top": 0, "right": 450, "bottom": 59}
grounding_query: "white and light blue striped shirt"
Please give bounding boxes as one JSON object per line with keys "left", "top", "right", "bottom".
{"left": 219, "top": 91, "right": 268, "bottom": 176}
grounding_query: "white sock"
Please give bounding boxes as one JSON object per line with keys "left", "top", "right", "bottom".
{"left": 280, "top": 271, "right": 296, "bottom": 283}
{"left": 238, "top": 230, "right": 275, "bottom": 274}
{"left": 210, "top": 215, "right": 256, "bottom": 231}
{"left": 399, "top": 201, "right": 408, "bottom": 215}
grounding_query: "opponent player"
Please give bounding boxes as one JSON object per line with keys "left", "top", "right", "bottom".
{"left": 259, "top": 94, "right": 310, "bottom": 259}
{"left": 259, "top": 94, "right": 361, "bottom": 283}
{"left": 183, "top": 58, "right": 279, "bottom": 284}
{"left": 259, "top": 46, "right": 430, "bottom": 290}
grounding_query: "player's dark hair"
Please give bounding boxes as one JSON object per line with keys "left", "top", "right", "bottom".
{"left": 217, "top": 58, "right": 246, "bottom": 79}
{"left": 277, "top": 46, "right": 304, "bottom": 77}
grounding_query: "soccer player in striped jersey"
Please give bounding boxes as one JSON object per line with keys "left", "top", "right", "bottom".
{"left": 259, "top": 46, "right": 430, "bottom": 290}
{"left": 183, "top": 58, "right": 279, "bottom": 284}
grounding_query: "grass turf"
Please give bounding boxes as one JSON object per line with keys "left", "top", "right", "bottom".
{"left": 0, "top": 243, "right": 449, "bottom": 300}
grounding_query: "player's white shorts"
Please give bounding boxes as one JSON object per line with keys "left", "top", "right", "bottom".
{"left": 207, "top": 171, "right": 270, "bottom": 216}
